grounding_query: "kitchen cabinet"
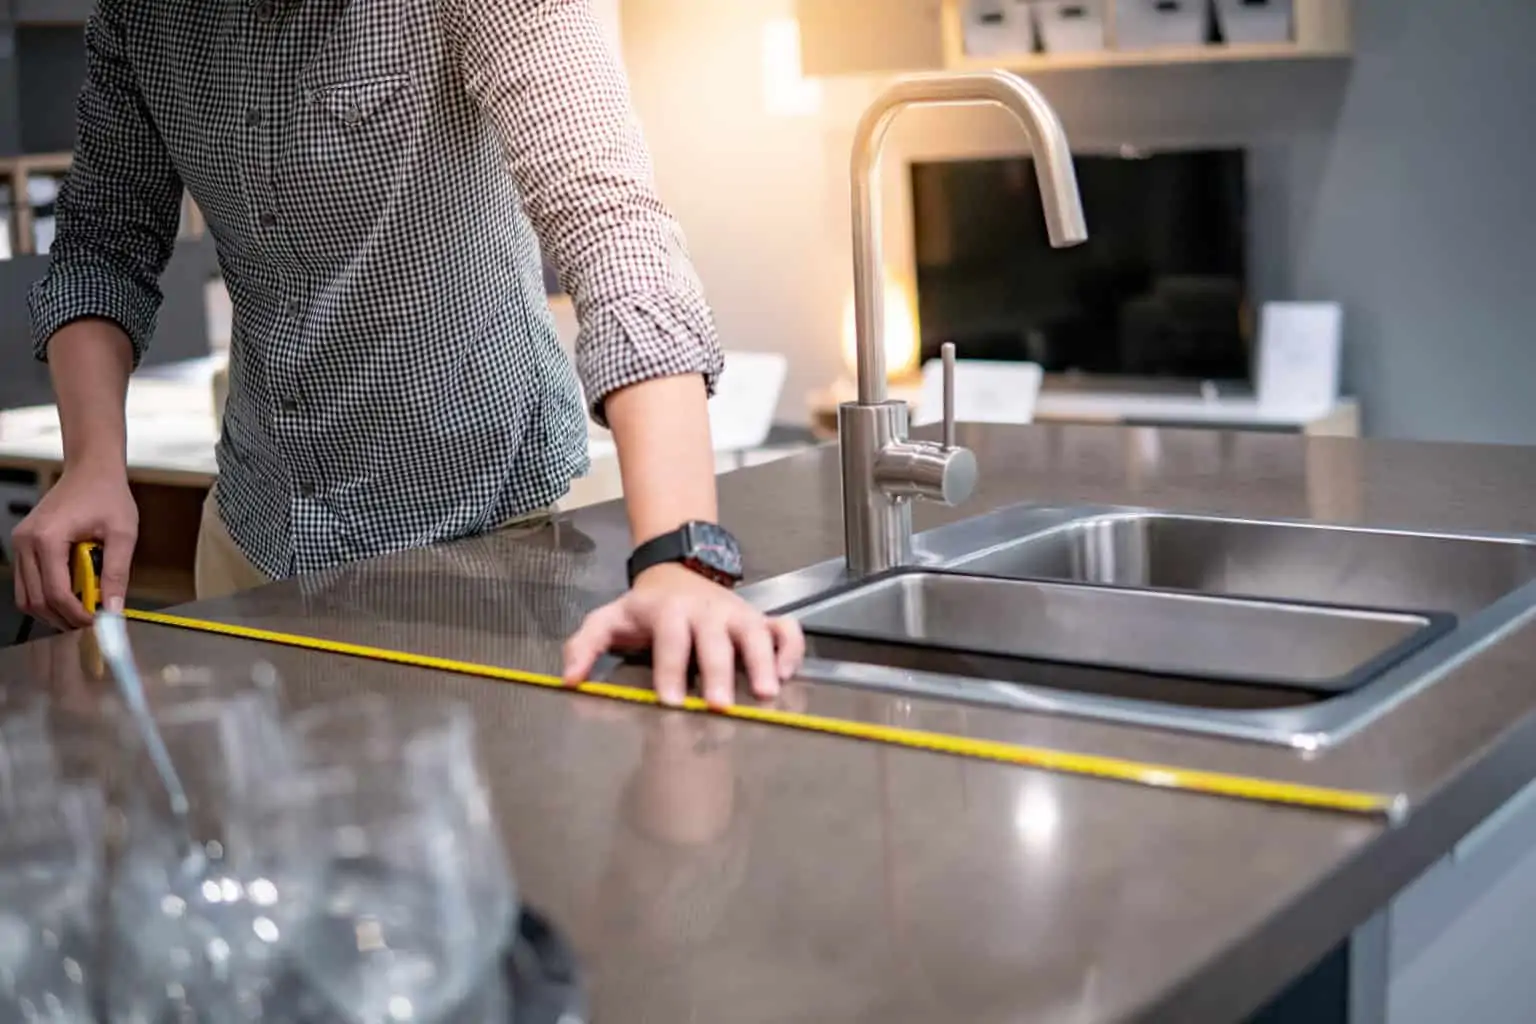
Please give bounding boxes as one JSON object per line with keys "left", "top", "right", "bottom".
{"left": 0, "top": 26, "right": 19, "bottom": 156}
{"left": 795, "top": 0, "right": 947, "bottom": 75}
{"left": 1384, "top": 776, "right": 1536, "bottom": 1023}
{"left": 797, "top": 0, "right": 1349, "bottom": 76}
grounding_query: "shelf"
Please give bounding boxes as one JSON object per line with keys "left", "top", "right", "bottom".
{"left": 796, "top": 0, "right": 1351, "bottom": 77}
{"left": 0, "top": 151, "right": 71, "bottom": 176}
{"left": 1, "top": 151, "right": 207, "bottom": 256}
{"left": 947, "top": 39, "right": 1350, "bottom": 74}
{"left": 941, "top": 0, "right": 1351, "bottom": 74}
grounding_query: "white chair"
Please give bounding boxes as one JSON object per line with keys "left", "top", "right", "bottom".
{"left": 913, "top": 356, "right": 1042, "bottom": 426}
{"left": 582, "top": 350, "right": 789, "bottom": 469}
{"left": 709, "top": 351, "right": 788, "bottom": 458}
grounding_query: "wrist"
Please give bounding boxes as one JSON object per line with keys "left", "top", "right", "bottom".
{"left": 632, "top": 561, "right": 715, "bottom": 589}
{"left": 627, "top": 521, "right": 744, "bottom": 589}
{"left": 63, "top": 449, "right": 129, "bottom": 481}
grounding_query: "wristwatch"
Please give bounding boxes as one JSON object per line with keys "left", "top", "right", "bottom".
{"left": 626, "top": 521, "right": 744, "bottom": 588}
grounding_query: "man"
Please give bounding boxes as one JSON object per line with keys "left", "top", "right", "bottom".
{"left": 12, "top": 0, "right": 803, "bottom": 707}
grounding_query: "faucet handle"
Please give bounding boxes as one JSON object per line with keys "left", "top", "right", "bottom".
{"left": 941, "top": 341, "right": 957, "bottom": 450}
{"left": 873, "top": 343, "right": 978, "bottom": 506}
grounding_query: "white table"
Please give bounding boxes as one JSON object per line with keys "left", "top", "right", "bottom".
{"left": 809, "top": 378, "right": 1361, "bottom": 438}
{"left": 0, "top": 357, "right": 814, "bottom": 604}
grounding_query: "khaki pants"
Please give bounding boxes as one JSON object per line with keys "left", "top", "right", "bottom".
{"left": 194, "top": 490, "right": 271, "bottom": 601}
{"left": 193, "top": 489, "right": 557, "bottom": 601}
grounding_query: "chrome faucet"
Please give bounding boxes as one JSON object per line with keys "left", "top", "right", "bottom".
{"left": 840, "top": 70, "right": 1089, "bottom": 576}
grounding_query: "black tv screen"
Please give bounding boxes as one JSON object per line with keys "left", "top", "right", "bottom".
{"left": 910, "top": 149, "right": 1249, "bottom": 381}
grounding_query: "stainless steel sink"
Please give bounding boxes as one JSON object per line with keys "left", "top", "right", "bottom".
{"left": 950, "top": 512, "right": 1536, "bottom": 617}
{"left": 741, "top": 505, "right": 1536, "bottom": 748}
{"left": 790, "top": 570, "right": 1448, "bottom": 691}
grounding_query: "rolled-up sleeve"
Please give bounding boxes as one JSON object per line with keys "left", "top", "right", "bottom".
{"left": 28, "top": 0, "right": 184, "bottom": 367}
{"left": 444, "top": 0, "right": 724, "bottom": 424}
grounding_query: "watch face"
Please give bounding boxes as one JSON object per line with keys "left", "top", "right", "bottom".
{"left": 687, "top": 521, "right": 744, "bottom": 582}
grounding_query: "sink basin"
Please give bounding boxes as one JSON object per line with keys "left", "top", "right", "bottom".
{"left": 741, "top": 504, "right": 1536, "bottom": 748}
{"left": 949, "top": 512, "right": 1536, "bottom": 616}
{"left": 789, "top": 570, "right": 1447, "bottom": 692}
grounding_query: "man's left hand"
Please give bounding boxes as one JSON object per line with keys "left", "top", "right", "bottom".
{"left": 562, "top": 564, "right": 804, "bottom": 707}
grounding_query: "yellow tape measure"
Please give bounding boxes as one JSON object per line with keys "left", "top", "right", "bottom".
{"left": 71, "top": 542, "right": 1406, "bottom": 821}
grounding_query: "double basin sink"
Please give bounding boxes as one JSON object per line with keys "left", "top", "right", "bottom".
{"left": 740, "top": 506, "right": 1536, "bottom": 748}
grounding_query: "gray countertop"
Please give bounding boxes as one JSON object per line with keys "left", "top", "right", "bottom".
{"left": 12, "top": 423, "right": 1536, "bottom": 1022}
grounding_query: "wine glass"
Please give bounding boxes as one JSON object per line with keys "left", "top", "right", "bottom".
{"left": 142, "top": 661, "right": 286, "bottom": 719}
{"left": 290, "top": 695, "right": 516, "bottom": 1024}
{"left": 106, "top": 691, "right": 320, "bottom": 1023}
{"left": 0, "top": 701, "right": 85, "bottom": 807}
{"left": 0, "top": 781, "right": 105, "bottom": 1024}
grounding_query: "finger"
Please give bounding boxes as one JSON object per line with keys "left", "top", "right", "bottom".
{"left": 694, "top": 614, "right": 738, "bottom": 709}
{"left": 649, "top": 607, "right": 693, "bottom": 708}
{"left": 562, "top": 604, "right": 633, "bottom": 686}
{"left": 731, "top": 615, "right": 781, "bottom": 702}
{"left": 99, "top": 528, "right": 138, "bottom": 614}
{"left": 769, "top": 617, "right": 807, "bottom": 679}
{"left": 39, "top": 534, "right": 90, "bottom": 629}
{"left": 20, "top": 543, "right": 64, "bottom": 631}
{"left": 13, "top": 532, "right": 33, "bottom": 616}
{"left": 15, "top": 540, "right": 49, "bottom": 628}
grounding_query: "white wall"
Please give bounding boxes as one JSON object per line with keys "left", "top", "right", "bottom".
{"left": 622, "top": 0, "right": 1536, "bottom": 442}
{"left": 620, "top": 0, "right": 865, "bottom": 421}
{"left": 619, "top": 0, "right": 1349, "bottom": 423}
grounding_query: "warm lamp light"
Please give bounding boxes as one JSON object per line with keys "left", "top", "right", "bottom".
{"left": 841, "top": 273, "right": 920, "bottom": 384}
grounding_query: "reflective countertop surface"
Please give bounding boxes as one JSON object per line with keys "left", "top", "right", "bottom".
{"left": 12, "top": 424, "right": 1536, "bottom": 1023}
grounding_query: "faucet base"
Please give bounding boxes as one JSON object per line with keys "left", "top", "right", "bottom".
{"left": 839, "top": 400, "right": 914, "bottom": 576}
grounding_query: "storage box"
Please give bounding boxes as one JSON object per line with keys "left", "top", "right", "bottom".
{"left": 1032, "top": 0, "right": 1106, "bottom": 54}
{"left": 963, "top": 0, "right": 1037, "bottom": 57}
{"left": 1213, "top": 0, "right": 1292, "bottom": 44}
{"left": 1114, "top": 0, "right": 1212, "bottom": 49}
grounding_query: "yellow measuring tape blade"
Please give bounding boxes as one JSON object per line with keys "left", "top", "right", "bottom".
{"left": 117, "top": 606, "right": 1406, "bottom": 822}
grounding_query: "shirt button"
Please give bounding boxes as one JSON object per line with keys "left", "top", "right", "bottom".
{"left": 256, "top": 1, "right": 276, "bottom": 20}
{"left": 246, "top": 108, "right": 263, "bottom": 128}
{"left": 259, "top": 211, "right": 277, "bottom": 229}
{"left": 339, "top": 103, "right": 364, "bottom": 125}
{"left": 279, "top": 397, "right": 299, "bottom": 413}
{"left": 285, "top": 299, "right": 304, "bottom": 318}
{"left": 298, "top": 481, "right": 316, "bottom": 498}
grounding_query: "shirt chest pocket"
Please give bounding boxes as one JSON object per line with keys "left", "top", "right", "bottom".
{"left": 303, "top": 0, "right": 409, "bottom": 88}
{"left": 283, "top": 2, "right": 425, "bottom": 262}
{"left": 308, "top": 75, "right": 411, "bottom": 126}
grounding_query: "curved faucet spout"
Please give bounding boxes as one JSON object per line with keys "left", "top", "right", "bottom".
{"left": 850, "top": 71, "right": 1088, "bottom": 404}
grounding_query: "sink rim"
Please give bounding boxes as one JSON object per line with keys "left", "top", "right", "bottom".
{"left": 947, "top": 507, "right": 1536, "bottom": 574}
{"left": 740, "top": 503, "right": 1536, "bottom": 750}
{"left": 781, "top": 565, "right": 1459, "bottom": 694}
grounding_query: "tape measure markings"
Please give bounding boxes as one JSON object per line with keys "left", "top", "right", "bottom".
{"left": 117, "top": 606, "right": 1406, "bottom": 821}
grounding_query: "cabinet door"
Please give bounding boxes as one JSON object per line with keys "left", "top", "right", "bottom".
{"left": 795, "top": 0, "right": 945, "bottom": 75}
{"left": 1387, "top": 776, "right": 1536, "bottom": 1024}
{"left": 11, "top": 0, "right": 93, "bottom": 25}
{"left": 0, "top": 22, "right": 19, "bottom": 156}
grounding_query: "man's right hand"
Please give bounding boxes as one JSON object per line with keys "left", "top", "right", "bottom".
{"left": 12, "top": 469, "right": 139, "bottom": 629}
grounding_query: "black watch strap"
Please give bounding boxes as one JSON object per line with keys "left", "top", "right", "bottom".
{"left": 627, "top": 521, "right": 743, "bottom": 588}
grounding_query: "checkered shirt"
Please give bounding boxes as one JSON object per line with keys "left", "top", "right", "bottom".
{"left": 28, "top": 0, "right": 723, "bottom": 579}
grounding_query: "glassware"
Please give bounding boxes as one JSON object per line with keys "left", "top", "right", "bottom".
{"left": 1, "top": 703, "right": 66, "bottom": 807}
{"left": 106, "top": 691, "right": 320, "bottom": 1024}
{"left": 0, "top": 781, "right": 105, "bottom": 1024}
{"left": 143, "top": 661, "right": 286, "bottom": 721}
{"left": 290, "top": 695, "right": 516, "bottom": 1024}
